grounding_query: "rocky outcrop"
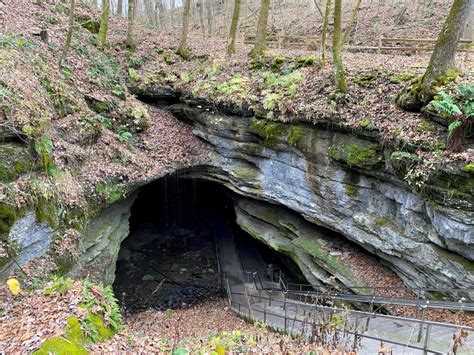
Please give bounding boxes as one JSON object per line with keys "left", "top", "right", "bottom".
{"left": 169, "top": 103, "right": 473, "bottom": 291}
{"left": 69, "top": 195, "right": 136, "bottom": 284}
{"left": 0, "top": 213, "right": 53, "bottom": 278}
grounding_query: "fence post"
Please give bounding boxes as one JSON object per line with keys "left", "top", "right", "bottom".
{"left": 284, "top": 293, "right": 288, "bottom": 332}
{"left": 378, "top": 36, "right": 382, "bottom": 54}
{"left": 264, "top": 297, "right": 267, "bottom": 323}
{"left": 418, "top": 306, "right": 427, "bottom": 342}
{"left": 422, "top": 324, "right": 432, "bottom": 354}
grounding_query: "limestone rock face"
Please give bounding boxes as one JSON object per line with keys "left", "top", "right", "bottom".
{"left": 173, "top": 104, "right": 473, "bottom": 290}
{"left": 0, "top": 213, "right": 53, "bottom": 278}
{"left": 69, "top": 195, "right": 137, "bottom": 284}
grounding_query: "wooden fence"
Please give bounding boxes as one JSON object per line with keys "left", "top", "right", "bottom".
{"left": 242, "top": 33, "right": 474, "bottom": 54}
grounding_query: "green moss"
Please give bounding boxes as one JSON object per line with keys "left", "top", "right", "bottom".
{"left": 345, "top": 184, "right": 359, "bottom": 197}
{"left": 328, "top": 135, "right": 381, "bottom": 169}
{"left": 358, "top": 119, "right": 372, "bottom": 128}
{"left": 233, "top": 167, "right": 259, "bottom": 180}
{"left": 35, "top": 197, "right": 58, "bottom": 228}
{"left": 416, "top": 120, "right": 437, "bottom": 133}
{"left": 462, "top": 164, "right": 474, "bottom": 173}
{"left": 389, "top": 71, "right": 417, "bottom": 84}
{"left": 374, "top": 217, "right": 391, "bottom": 227}
{"left": 0, "top": 143, "right": 33, "bottom": 182}
{"left": 271, "top": 56, "right": 285, "bottom": 71}
{"left": 293, "top": 235, "right": 352, "bottom": 280}
{"left": 287, "top": 126, "right": 305, "bottom": 147}
{"left": 77, "top": 15, "right": 100, "bottom": 34}
{"left": 85, "top": 313, "right": 115, "bottom": 341}
{"left": 434, "top": 69, "right": 458, "bottom": 86}
{"left": 0, "top": 202, "right": 16, "bottom": 234}
{"left": 249, "top": 120, "right": 287, "bottom": 148}
{"left": 354, "top": 70, "right": 381, "bottom": 87}
{"left": 295, "top": 55, "right": 316, "bottom": 69}
{"left": 96, "top": 181, "right": 125, "bottom": 204}
{"left": 164, "top": 51, "right": 174, "bottom": 64}
{"left": 34, "top": 314, "right": 115, "bottom": 355}
{"left": 33, "top": 337, "right": 88, "bottom": 355}
{"left": 434, "top": 245, "right": 474, "bottom": 273}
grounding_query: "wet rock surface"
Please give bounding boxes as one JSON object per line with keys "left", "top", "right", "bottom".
{"left": 167, "top": 103, "right": 473, "bottom": 291}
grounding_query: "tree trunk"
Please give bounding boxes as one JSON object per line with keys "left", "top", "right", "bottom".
{"left": 197, "top": 0, "right": 206, "bottom": 37}
{"left": 170, "top": 0, "right": 176, "bottom": 30}
{"left": 249, "top": 0, "right": 271, "bottom": 58}
{"left": 157, "top": 0, "right": 167, "bottom": 29}
{"left": 205, "top": 0, "right": 213, "bottom": 38}
{"left": 226, "top": 0, "right": 241, "bottom": 56}
{"left": 332, "top": 0, "right": 347, "bottom": 93}
{"left": 321, "top": 0, "right": 331, "bottom": 60}
{"left": 117, "top": 0, "right": 123, "bottom": 17}
{"left": 342, "top": 0, "right": 361, "bottom": 44}
{"left": 396, "top": 0, "right": 473, "bottom": 111}
{"left": 97, "top": 0, "right": 110, "bottom": 49}
{"left": 177, "top": 0, "right": 191, "bottom": 58}
{"left": 60, "top": 0, "right": 76, "bottom": 66}
{"left": 126, "top": 0, "right": 135, "bottom": 49}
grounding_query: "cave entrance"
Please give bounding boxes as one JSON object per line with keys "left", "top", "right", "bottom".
{"left": 113, "top": 173, "right": 307, "bottom": 313}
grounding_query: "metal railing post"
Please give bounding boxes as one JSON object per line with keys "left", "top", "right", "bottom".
{"left": 284, "top": 293, "right": 288, "bottom": 332}
{"left": 264, "top": 298, "right": 267, "bottom": 323}
{"left": 422, "top": 324, "right": 432, "bottom": 354}
{"left": 418, "top": 306, "right": 427, "bottom": 342}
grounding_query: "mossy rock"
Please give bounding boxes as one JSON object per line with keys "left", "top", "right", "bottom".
{"left": 287, "top": 125, "right": 306, "bottom": 147}
{"left": 77, "top": 15, "right": 100, "bottom": 34}
{"left": 354, "top": 70, "right": 382, "bottom": 88}
{"left": 345, "top": 184, "right": 359, "bottom": 197}
{"left": 0, "top": 202, "right": 16, "bottom": 234}
{"left": 84, "top": 95, "right": 113, "bottom": 114}
{"left": 328, "top": 134, "right": 382, "bottom": 169}
{"left": 0, "top": 143, "right": 34, "bottom": 182}
{"left": 249, "top": 120, "right": 288, "bottom": 149}
{"left": 389, "top": 151, "right": 420, "bottom": 173}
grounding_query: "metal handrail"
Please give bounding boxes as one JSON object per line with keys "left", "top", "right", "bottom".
{"left": 227, "top": 290, "right": 474, "bottom": 354}
{"left": 245, "top": 269, "right": 474, "bottom": 312}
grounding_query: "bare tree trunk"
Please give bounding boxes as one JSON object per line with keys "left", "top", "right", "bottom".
{"left": 205, "top": 0, "right": 213, "bottom": 38}
{"left": 249, "top": 0, "right": 271, "bottom": 58}
{"left": 197, "top": 0, "right": 206, "bottom": 37}
{"left": 170, "top": 0, "right": 176, "bottom": 30}
{"left": 342, "top": 0, "right": 361, "bottom": 43}
{"left": 227, "top": 0, "right": 241, "bottom": 56}
{"left": 97, "top": 0, "right": 110, "bottom": 49}
{"left": 60, "top": 0, "right": 76, "bottom": 66}
{"left": 396, "top": 0, "right": 473, "bottom": 111}
{"left": 332, "top": 0, "right": 347, "bottom": 92}
{"left": 177, "top": 0, "right": 192, "bottom": 58}
{"left": 321, "top": 0, "right": 331, "bottom": 60}
{"left": 126, "top": 0, "right": 136, "bottom": 49}
{"left": 157, "top": 0, "right": 167, "bottom": 29}
{"left": 117, "top": 0, "right": 123, "bottom": 17}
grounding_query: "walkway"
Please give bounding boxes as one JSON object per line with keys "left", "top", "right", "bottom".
{"left": 216, "top": 228, "right": 474, "bottom": 354}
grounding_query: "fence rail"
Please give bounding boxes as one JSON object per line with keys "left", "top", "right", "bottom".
{"left": 225, "top": 284, "right": 474, "bottom": 354}
{"left": 246, "top": 270, "right": 474, "bottom": 312}
{"left": 242, "top": 34, "right": 474, "bottom": 54}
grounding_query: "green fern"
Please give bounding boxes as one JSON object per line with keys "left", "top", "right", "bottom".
{"left": 429, "top": 91, "right": 462, "bottom": 116}
{"left": 44, "top": 276, "right": 73, "bottom": 296}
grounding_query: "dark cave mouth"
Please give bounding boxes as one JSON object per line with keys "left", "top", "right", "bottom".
{"left": 113, "top": 173, "right": 307, "bottom": 313}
